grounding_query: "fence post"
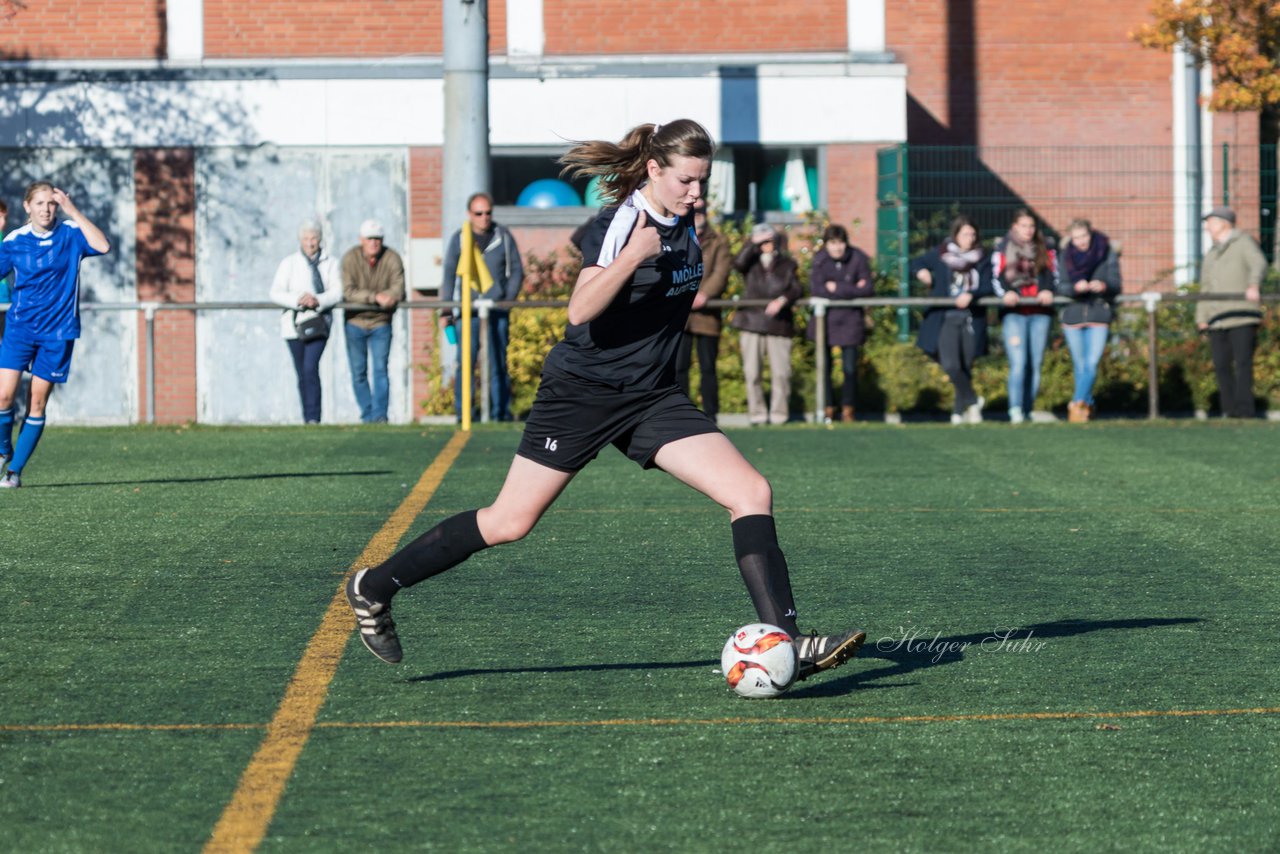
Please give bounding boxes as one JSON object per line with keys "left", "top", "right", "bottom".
{"left": 1142, "top": 292, "right": 1162, "bottom": 420}
{"left": 811, "top": 299, "right": 829, "bottom": 422}
{"left": 1222, "top": 142, "right": 1229, "bottom": 206}
{"left": 476, "top": 298, "right": 493, "bottom": 424}
{"left": 142, "top": 302, "right": 159, "bottom": 425}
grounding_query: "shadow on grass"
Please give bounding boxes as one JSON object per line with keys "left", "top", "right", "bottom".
{"left": 20, "top": 469, "right": 394, "bottom": 489}
{"left": 791, "top": 616, "right": 1203, "bottom": 699}
{"left": 404, "top": 618, "right": 1202, "bottom": 696}
{"left": 407, "top": 659, "right": 720, "bottom": 683}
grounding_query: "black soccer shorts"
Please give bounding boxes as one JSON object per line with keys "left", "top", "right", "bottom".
{"left": 517, "top": 372, "right": 721, "bottom": 473}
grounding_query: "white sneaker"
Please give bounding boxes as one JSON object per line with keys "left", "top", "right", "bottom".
{"left": 0, "top": 470, "right": 20, "bottom": 488}
{"left": 964, "top": 396, "right": 985, "bottom": 424}
{"left": 1009, "top": 407, "right": 1025, "bottom": 424}
{"left": 950, "top": 413, "right": 965, "bottom": 425}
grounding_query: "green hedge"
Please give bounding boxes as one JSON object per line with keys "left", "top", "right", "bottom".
{"left": 418, "top": 221, "right": 1279, "bottom": 418}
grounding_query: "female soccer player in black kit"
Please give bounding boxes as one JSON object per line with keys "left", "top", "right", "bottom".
{"left": 346, "top": 119, "right": 865, "bottom": 682}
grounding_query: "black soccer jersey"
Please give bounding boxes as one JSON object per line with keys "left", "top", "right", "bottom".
{"left": 543, "top": 191, "right": 704, "bottom": 391}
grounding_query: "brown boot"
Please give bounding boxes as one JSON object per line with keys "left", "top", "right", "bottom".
{"left": 1067, "top": 401, "right": 1087, "bottom": 423}
{"left": 824, "top": 406, "right": 835, "bottom": 423}
{"left": 841, "top": 405, "right": 855, "bottom": 423}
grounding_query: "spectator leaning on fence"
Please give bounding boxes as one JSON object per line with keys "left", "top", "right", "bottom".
{"left": 993, "top": 209, "right": 1057, "bottom": 424}
{"left": 1197, "top": 206, "right": 1266, "bottom": 419}
{"left": 1057, "top": 219, "right": 1121, "bottom": 423}
{"left": 342, "top": 219, "right": 405, "bottom": 424}
{"left": 808, "top": 223, "right": 874, "bottom": 424}
{"left": 0, "top": 182, "right": 110, "bottom": 489}
{"left": 675, "top": 198, "right": 731, "bottom": 422}
{"left": 440, "top": 192, "right": 524, "bottom": 423}
{"left": 914, "top": 215, "right": 994, "bottom": 425}
{"left": 731, "top": 223, "right": 803, "bottom": 426}
{"left": 269, "top": 220, "right": 342, "bottom": 424}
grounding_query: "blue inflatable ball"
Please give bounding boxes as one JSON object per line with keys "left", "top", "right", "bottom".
{"left": 584, "top": 175, "right": 609, "bottom": 207}
{"left": 517, "top": 179, "right": 582, "bottom": 208}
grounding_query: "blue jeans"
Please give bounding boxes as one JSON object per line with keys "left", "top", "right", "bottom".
{"left": 286, "top": 336, "right": 327, "bottom": 423}
{"left": 453, "top": 312, "right": 512, "bottom": 421}
{"left": 1002, "top": 313, "right": 1051, "bottom": 413}
{"left": 1062, "top": 324, "right": 1109, "bottom": 405}
{"left": 344, "top": 323, "right": 392, "bottom": 422}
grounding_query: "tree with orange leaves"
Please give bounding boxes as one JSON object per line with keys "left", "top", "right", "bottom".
{"left": 1133, "top": 1, "right": 1280, "bottom": 110}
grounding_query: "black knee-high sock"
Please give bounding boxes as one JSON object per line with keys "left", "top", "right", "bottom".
{"left": 360, "top": 510, "right": 489, "bottom": 600}
{"left": 732, "top": 514, "right": 800, "bottom": 637}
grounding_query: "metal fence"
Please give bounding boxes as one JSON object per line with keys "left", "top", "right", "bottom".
{"left": 877, "top": 144, "right": 1278, "bottom": 292}
{"left": 2, "top": 292, "right": 1267, "bottom": 426}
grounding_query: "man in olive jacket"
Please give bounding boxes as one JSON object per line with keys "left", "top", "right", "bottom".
{"left": 342, "top": 218, "right": 406, "bottom": 423}
{"left": 1196, "top": 207, "right": 1266, "bottom": 418}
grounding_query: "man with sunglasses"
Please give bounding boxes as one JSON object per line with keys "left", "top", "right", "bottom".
{"left": 441, "top": 192, "right": 524, "bottom": 422}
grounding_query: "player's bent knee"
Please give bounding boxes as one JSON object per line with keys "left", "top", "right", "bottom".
{"left": 478, "top": 510, "right": 537, "bottom": 546}
{"left": 728, "top": 474, "right": 773, "bottom": 517}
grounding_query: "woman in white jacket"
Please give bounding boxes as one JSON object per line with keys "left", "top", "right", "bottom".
{"left": 269, "top": 221, "right": 342, "bottom": 423}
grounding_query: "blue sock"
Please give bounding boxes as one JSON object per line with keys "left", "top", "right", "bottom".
{"left": 0, "top": 407, "right": 13, "bottom": 457}
{"left": 10, "top": 414, "right": 45, "bottom": 473}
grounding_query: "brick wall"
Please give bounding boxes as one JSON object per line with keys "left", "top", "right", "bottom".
{"left": 887, "top": 0, "right": 1172, "bottom": 147}
{"left": 203, "top": 0, "right": 508, "bottom": 58}
{"left": 0, "top": 0, "right": 165, "bottom": 59}
{"left": 825, "top": 144, "right": 881, "bottom": 249}
{"left": 542, "top": 0, "right": 847, "bottom": 54}
{"left": 134, "top": 148, "right": 197, "bottom": 423}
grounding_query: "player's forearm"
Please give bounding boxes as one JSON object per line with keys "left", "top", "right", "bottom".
{"left": 61, "top": 201, "right": 110, "bottom": 254}
{"left": 568, "top": 257, "right": 641, "bottom": 325}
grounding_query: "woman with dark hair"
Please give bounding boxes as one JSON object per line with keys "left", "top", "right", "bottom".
{"left": 913, "top": 216, "right": 994, "bottom": 424}
{"left": 0, "top": 182, "right": 110, "bottom": 488}
{"left": 992, "top": 209, "right": 1057, "bottom": 424}
{"left": 807, "top": 223, "right": 873, "bottom": 423}
{"left": 1057, "top": 219, "right": 1121, "bottom": 422}
{"left": 343, "top": 120, "right": 865, "bottom": 682}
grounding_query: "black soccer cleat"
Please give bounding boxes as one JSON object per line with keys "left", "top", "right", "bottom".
{"left": 794, "top": 628, "right": 866, "bottom": 681}
{"left": 345, "top": 568, "right": 403, "bottom": 664}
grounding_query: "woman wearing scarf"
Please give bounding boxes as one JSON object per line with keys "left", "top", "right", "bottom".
{"left": 1056, "top": 219, "right": 1121, "bottom": 422}
{"left": 992, "top": 209, "right": 1057, "bottom": 424}
{"left": 914, "top": 216, "right": 994, "bottom": 423}
{"left": 269, "top": 220, "right": 342, "bottom": 424}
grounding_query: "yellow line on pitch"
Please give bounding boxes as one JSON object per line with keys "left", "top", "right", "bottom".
{"left": 5, "top": 705, "right": 1279, "bottom": 737}
{"left": 202, "top": 431, "right": 471, "bottom": 854}
{"left": 310, "top": 706, "right": 1280, "bottom": 729}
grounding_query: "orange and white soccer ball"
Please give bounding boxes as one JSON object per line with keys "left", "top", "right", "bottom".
{"left": 720, "top": 623, "right": 798, "bottom": 698}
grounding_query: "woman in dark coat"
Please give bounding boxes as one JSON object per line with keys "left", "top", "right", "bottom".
{"left": 1057, "top": 218, "right": 1121, "bottom": 422}
{"left": 913, "top": 215, "right": 994, "bottom": 424}
{"left": 807, "top": 224, "right": 873, "bottom": 422}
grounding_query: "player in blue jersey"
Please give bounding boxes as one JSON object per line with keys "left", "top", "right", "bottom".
{"left": 343, "top": 120, "right": 866, "bottom": 684}
{"left": 0, "top": 181, "right": 111, "bottom": 488}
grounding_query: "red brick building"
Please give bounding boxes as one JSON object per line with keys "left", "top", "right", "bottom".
{"left": 0, "top": 0, "right": 1255, "bottom": 423}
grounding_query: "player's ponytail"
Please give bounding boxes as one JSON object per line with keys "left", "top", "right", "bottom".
{"left": 559, "top": 119, "right": 715, "bottom": 206}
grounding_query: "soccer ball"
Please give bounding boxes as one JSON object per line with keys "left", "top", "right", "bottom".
{"left": 720, "top": 623, "right": 798, "bottom": 699}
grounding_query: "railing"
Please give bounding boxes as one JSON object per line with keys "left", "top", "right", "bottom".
{"left": 2, "top": 293, "right": 1272, "bottom": 425}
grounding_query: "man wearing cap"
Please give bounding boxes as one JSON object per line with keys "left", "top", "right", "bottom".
{"left": 342, "top": 218, "right": 406, "bottom": 423}
{"left": 1197, "top": 207, "right": 1266, "bottom": 418}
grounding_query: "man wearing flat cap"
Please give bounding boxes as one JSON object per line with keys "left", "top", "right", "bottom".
{"left": 342, "top": 218, "right": 406, "bottom": 423}
{"left": 1197, "top": 207, "right": 1266, "bottom": 418}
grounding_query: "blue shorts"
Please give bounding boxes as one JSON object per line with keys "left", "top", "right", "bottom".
{"left": 0, "top": 326, "right": 76, "bottom": 383}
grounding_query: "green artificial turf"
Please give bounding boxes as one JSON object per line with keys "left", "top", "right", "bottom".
{"left": 1, "top": 422, "right": 1277, "bottom": 852}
